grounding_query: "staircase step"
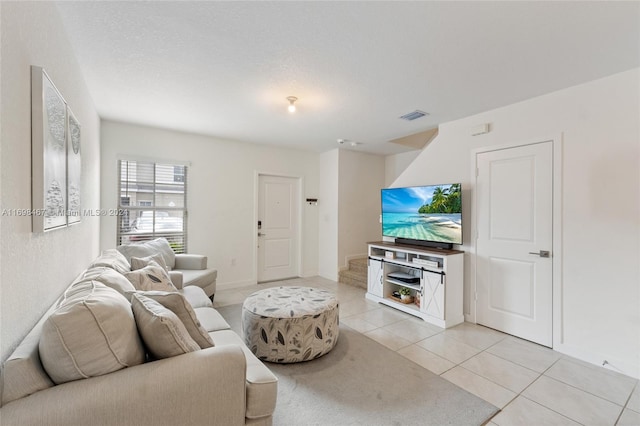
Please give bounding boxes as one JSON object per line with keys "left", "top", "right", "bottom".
{"left": 347, "top": 258, "right": 368, "bottom": 274}
{"left": 338, "top": 269, "right": 367, "bottom": 290}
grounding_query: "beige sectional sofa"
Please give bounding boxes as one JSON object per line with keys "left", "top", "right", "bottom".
{"left": 0, "top": 242, "right": 277, "bottom": 426}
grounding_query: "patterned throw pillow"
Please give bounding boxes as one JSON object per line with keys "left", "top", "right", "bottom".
{"left": 137, "top": 291, "right": 213, "bottom": 349}
{"left": 124, "top": 261, "right": 176, "bottom": 292}
{"left": 130, "top": 253, "right": 169, "bottom": 272}
{"left": 131, "top": 293, "right": 200, "bottom": 359}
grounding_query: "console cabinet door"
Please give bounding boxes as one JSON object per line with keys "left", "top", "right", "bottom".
{"left": 368, "top": 258, "right": 384, "bottom": 297}
{"left": 422, "top": 270, "right": 445, "bottom": 320}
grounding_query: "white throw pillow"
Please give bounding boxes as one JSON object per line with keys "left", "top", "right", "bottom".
{"left": 39, "top": 281, "right": 145, "bottom": 384}
{"left": 76, "top": 266, "right": 136, "bottom": 296}
{"left": 130, "top": 253, "right": 169, "bottom": 272}
{"left": 88, "top": 249, "right": 131, "bottom": 275}
{"left": 125, "top": 260, "right": 176, "bottom": 292}
{"left": 131, "top": 293, "right": 200, "bottom": 359}
{"left": 118, "top": 238, "right": 176, "bottom": 270}
{"left": 137, "top": 291, "right": 213, "bottom": 349}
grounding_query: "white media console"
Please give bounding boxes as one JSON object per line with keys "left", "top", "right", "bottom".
{"left": 366, "top": 241, "right": 464, "bottom": 328}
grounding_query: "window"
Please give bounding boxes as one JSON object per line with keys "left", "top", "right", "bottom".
{"left": 173, "top": 165, "right": 185, "bottom": 182}
{"left": 117, "top": 160, "right": 188, "bottom": 253}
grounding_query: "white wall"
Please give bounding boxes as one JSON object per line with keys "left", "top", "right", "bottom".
{"left": 338, "top": 150, "right": 385, "bottom": 268}
{"left": 385, "top": 150, "right": 420, "bottom": 187}
{"left": 100, "top": 121, "right": 319, "bottom": 287}
{"left": 318, "top": 149, "right": 339, "bottom": 281}
{"left": 0, "top": 2, "right": 101, "bottom": 361}
{"left": 393, "top": 68, "right": 640, "bottom": 377}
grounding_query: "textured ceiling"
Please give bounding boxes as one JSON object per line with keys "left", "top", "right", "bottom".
{"left": 55, "top": 1, "right": 640, "bottom": 154}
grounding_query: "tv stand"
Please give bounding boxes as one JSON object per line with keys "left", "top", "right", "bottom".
{"left": 366, "top": 241, "right": 464, "bottom": 328}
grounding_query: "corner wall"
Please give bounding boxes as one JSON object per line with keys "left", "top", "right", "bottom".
{"left": 0, "top": 2, "right": 101, "bottom": 361}
{"left": 318, "top": 150, "right": 339, "bottom": 281}
{"left": 100, "top": 121, "right": 319, "bottom": 287}
{"left": 318, "top": 149, "right": 385, "bottom": 280}
{"left": 392, "top": 68, "right": 640, "bottom": 377}
{"left": 338, "top": 150, "right": 385, "bottom": 269}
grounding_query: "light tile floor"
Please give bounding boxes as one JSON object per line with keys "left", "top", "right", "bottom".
{"left": 213, "top": 276, "right": 640, "bottom": 426}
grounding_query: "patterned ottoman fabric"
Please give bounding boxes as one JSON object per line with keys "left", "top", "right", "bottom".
{"left": 242, "top": 286, "right": 339, "bottom": 363}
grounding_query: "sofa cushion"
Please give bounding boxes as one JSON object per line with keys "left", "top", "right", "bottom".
{"left": 76, "top": 266, "right": 136, "bottom": 296}
{"left": 180, "top": 268, "right": 217, "bottom": 291}
{"left": 210, "top": 329, "right": 278, "bottom": 419}
{"left": 179, "top": 285, "right": 213, "bottom": 309}
{"left": 130, "top": 253, "right": 169, "bottom": 272}
{"left": 39, "top": 281, "right": 145, "bottom": 384}
{"left": 194, "top": 307, "right": 231, "bottom": 332}
{"left": 125, "top": 261, "right": 176, "bottom": 292}
{"left": 118, "top": 238, "right": 176, "bottom": 270}
{"left": 131, "top": 293, "right": 200, "bottom": 359}
{"left": 88, "top": 249, "right": 131, "bottom": 275}
{"left": 137, "top": 291, "right": 214, "bottom": 349}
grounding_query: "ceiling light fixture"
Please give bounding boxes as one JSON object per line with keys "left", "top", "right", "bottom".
{"left": 287, "top": 96, "right": 298, "bottom": 113}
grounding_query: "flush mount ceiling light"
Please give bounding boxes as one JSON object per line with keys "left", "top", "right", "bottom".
{"left": 286, "top": 96, "right": 298, "bottom": 113}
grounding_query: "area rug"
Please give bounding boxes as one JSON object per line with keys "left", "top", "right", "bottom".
{"left": 217, "top": 304, "right": 499, "bottom": 426}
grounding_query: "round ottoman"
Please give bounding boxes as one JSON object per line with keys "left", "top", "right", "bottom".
{"left": 242, "top": 286, "right": 339, "bottom": 363}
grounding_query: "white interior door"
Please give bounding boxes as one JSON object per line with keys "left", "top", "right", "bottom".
{"left": 476, "top": 142, "right": 553, "bottom": 347}
{"left": 257, "top": 175, "right": 300, "bottom": 282}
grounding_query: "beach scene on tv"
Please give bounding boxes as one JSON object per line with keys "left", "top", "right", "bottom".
{"left": 381, "top": 184, "right": 462, "bottom": 244}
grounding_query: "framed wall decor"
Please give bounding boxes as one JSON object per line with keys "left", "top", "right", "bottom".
{"left": 32, "top": 66, "right": 68, "bottom": 232}
{"left": 66, "top": 107, "right": 81, "bottom": 225}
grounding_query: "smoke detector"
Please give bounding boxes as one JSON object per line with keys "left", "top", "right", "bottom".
{"left": 337, "top": 139, "right": 362, "bottom": 147}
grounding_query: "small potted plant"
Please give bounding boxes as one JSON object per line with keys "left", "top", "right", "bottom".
{"left": 399, "top": 287, "right": 412, "bottom": 303}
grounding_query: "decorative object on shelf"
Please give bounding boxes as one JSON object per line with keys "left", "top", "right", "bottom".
{"left": 385, "top": 251, "right": 395, "bottom": 259}
{"left": 399, "top": 287, "right": 413, "bottom": 303}
{"left": 415, "top": 291, "right": 421, "bottom": 308}
{"left": 412, "top": 258, "right": 440, "bottom": 268}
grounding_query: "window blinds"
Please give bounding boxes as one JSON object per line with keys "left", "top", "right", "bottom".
{"left": 117, "top": 160, "right": 187, "bottom": 253}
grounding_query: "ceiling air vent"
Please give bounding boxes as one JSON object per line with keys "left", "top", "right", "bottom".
{"left": 399, "top": 110, "right": 429, "bottom": 121}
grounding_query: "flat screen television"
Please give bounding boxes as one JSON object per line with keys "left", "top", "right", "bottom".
{"left": 381, "top": 183, "right": 462, "bottom": 249}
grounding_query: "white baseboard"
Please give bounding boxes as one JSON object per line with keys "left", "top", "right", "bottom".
{"left": 554, "top": 342, "right": 639, "bottom": 380}
{"left": 216, "top": 279, "right": 257, "bottom": 291}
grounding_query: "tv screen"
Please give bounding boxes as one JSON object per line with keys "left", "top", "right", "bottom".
{"left": 381, "top": 183, "right": 462, "bottom": 246}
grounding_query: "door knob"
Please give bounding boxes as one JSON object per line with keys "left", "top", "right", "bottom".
{"left": 528, "top": 250, "right": 550, "bottom": 258}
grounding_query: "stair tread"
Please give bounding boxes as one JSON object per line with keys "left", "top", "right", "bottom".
{"left": 339, "top": 269, "right": 367, "bottom": 281}
{"left": 347, "top": 258, "right": 368, "bottom": 273}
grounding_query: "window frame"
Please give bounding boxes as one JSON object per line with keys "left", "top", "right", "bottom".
{"left": 116, "top": 159, "right": 188, "bottom": 253}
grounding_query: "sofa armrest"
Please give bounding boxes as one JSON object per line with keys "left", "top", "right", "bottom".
{"left": 174, "top": 254, "right": 207, "bottom": 270}
{"left": 168, "top": 270, "right": 184, "bottom": 289}
{"left": 0, "top": 346, "right": 247, "bottom": 426}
